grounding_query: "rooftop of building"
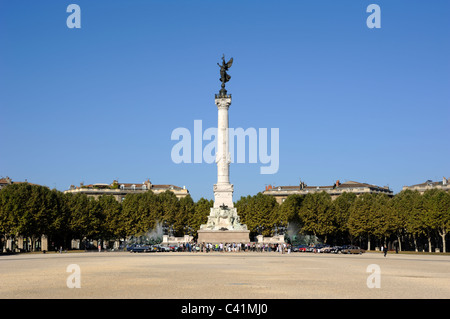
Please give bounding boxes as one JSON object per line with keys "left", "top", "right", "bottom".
{"left": 0, "top": 176, "right": 40, "bottom": 187}
{"left": 403, "top": 177, "right": 449, "bottom": 188}
{"left": 67, "top": 179, "right": 187, "bottom": 192}
{"left": 264, "top": 180, "right": 391, "bottom": 192}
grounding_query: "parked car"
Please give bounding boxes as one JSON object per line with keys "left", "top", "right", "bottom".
{"left": 155, "top": 245, "right": 171, "bottom": 252}
{"left": 129, "top": 244, "right": 153, "bottom": 253}
{"left": 292, "top": 244, "right": 309, "bottom": 252}
{"left": 168, "top": 245, "right": 183, "bottom": 252}
{"left": 341, "top": 245, "right": 365, "bottom": 254}
{"left": 321, "top": 246, "right": 333, "bottom": 253}
{"left": 329, "top": 246, "right": 344, "bottom": 254}
{"left": 304, "top": 246, "right": 315, "bottom": 252}
{"left": 312, "top": 244, "right": 330, "bottom": 253}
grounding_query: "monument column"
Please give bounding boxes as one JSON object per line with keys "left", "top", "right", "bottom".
{"left": 214, "top": 94, "right": 234, "bottom": 208}
{"left": 197, "top": 55, "right": 249, "bottom": 244}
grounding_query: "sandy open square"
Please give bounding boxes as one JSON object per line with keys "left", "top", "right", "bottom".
{"left": 0, "top": 251, "right": 449, "bottom": 299}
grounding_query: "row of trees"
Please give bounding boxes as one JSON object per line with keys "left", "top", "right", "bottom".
{"left": 1, "top": 183, "right": 449, "bottom": 252}
{"left": 273, "top": 189, "right": 450, "bottom": 253}
{"left": 0, "top": 183, "right": 213, "bottom": 251}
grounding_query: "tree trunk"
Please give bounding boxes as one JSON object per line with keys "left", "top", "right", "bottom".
{"left": 367, "top": 236, "right": 371, "bottom": 251}
{"left": 397, "top": 235, "right": 402, "bottom": 252}
{"left": 439, "top": 230, "right": 447, "bottom": 253}
{"left": 413, "top": 234, "right": 418, "bottom": 252}
{"left": 428, "top": 236, "right": 432, "bottom": 253}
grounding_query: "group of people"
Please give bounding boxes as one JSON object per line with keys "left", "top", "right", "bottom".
{"left": 178, "top": 242, "right": 291, "bottom": 254}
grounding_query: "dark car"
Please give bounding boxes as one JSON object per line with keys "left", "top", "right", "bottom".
{"left": 126, "top": 244, "right": 138, "bottom": 251}
{"left": 329, "top": 246, "right": 344, "bottom": 254}
{"left": 129, "top": 244, "right": 153, "bottom": 253}
{"left": 329, "top": 246, "right": 348, "bottom": 254}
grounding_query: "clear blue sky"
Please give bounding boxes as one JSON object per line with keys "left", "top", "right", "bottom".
{"left": 1, "top": 1, "right": 449, "bottom": 201}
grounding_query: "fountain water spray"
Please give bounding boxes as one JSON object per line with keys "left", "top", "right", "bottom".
{"left": 126, "top": 222, "right": 164, "bottom": 246}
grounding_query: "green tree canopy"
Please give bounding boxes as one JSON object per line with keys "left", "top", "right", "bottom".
{"left": 299, "top": 192, "right": 334, "bottom": 243}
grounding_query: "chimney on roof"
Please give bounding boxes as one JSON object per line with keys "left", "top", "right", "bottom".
{"left": 336, "top": 180, "right": 340, "bottom": 187}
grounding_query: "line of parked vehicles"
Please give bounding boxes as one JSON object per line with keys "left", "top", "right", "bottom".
{"left": 127, "top": 243, "right": 365, "bottom": 254}
{"left": 126, "top": 244, "right": 182, "bottom": 253}
{"left": 292, "top": 244, "right": 365, "bottom": 254}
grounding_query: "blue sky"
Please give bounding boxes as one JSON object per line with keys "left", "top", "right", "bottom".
{"left": 1, "top": 1, "right": 449, "bottom": 201}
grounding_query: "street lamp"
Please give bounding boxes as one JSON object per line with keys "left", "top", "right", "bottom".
{"left": 184, "top": 225, "right": 193, "bottom": 236}
{"left": 273, "top": 223, "right": 286, "bottom": 236}
{"left": 278, "top": 224, "right": 286, "bottom": 236}
{"left": 162, "top": 221, "right": 169, "bottom": 236}
{"left": 256, "top": 225, "right": 265, "bottom": 235}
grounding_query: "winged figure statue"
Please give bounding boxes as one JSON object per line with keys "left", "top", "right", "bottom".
{"left": 217, "top": 54, "right": 233, "bottom": 96}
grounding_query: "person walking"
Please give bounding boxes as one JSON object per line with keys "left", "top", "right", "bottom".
{"left": 383, "top": 244, "right": 388, "bottom": 257}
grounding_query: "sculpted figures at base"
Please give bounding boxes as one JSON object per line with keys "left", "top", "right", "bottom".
{"left": 200, "top": 207, "right": 247, "bottom": 231}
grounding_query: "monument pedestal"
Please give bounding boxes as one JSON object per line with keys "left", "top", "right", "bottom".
{"left": 197, "top": 229, "right": 250, "bottom": 244}
{"left": 198, "top": 199, "right": 250, "bottom": 244}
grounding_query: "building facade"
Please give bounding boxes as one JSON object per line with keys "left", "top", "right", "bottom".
{"left": 64, "top": 179, "right": 189, "bottom": 202}
{"left": 402, "top": 177, "right": 450, "bottom": 194}
{"left": 262, "top": 180, "right": 393, "bottom": 204}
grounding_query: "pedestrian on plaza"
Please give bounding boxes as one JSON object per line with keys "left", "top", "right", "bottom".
{"left": 383, "top": 244, "right": 388, "bottom": 257}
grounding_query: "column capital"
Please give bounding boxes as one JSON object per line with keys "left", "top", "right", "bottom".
{"left": 214, "top": 95, "right": 232, "bottom": 109}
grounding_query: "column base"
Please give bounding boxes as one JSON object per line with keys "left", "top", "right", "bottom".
{"left": 197, "top": 229, "right": 250, "bottom": 244}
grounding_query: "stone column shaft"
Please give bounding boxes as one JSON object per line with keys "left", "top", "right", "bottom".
{"left": 217, "top": 103, "right": 230, "bottom": 184}
{"left": 214, "top": 95, "right": 233, "bottom": 208}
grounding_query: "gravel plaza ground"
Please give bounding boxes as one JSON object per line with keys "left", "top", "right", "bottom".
{"left": 0, "top": 251, "right": 449, "bottom": 299}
